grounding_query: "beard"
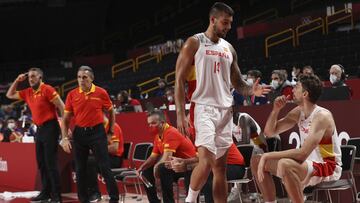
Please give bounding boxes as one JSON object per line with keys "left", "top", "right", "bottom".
{"left": 213, "top": 24, "right": 227, "bottom": 38}
{"left": 31, "top": 81, "right": 41, "bottom": 90}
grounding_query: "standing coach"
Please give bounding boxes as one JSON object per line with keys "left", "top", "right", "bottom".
{"left": 60, "top": 66, "right": 119, "bottom": 203}
{"left": 6, "top": 67, "right": 64, "bottom": 203}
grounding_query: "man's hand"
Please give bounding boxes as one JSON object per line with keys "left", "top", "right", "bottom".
{"left": 252, "top": 78, "right": 271, "bottom": 97}
{"left": 135, "top": 168, "right": 142, "bottom": 177}
{"left": 176, "top": 113, "right": 189, "bottom": 136}
{"left": 170, "top": 156, "right": 187, "bottom": 173}
{"left": 273, "top": 95, "right": 291, "bottom": 112}
{"left": 257, "top": 154, "right": 267, "bottom": 182}
{"left": 60, "top": 138, "right": 72, "bottom": 153}
{"left": 16, "top": 73, "right": 27, "bottom": 83}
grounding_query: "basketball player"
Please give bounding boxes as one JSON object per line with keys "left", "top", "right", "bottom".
{"left": 251, "top": 74, "right": 342, "bottom": 203}
{"left": 174, "top": 2, "right": 270, "bottom": 202}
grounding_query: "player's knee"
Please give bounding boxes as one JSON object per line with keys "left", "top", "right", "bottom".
{"left": 277, "top": 158, "right": 293, "bottom": 178}
{"left": 212, "top": 163, "right": 226, "bottom": 175}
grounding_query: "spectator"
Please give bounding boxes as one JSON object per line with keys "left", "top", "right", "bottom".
{"left": 329, "top": 64, "right": 347, "bottom": 87}
{"left": 131, "top": 85, "right": 148, "bottom": 100}
{"left": 2, "top": 117, "right": 23, "bottom": 142}
{"left": 243, "top": 70, "right": 268, "bottom": 106}
{"left": 2, "top": 105, "right": 17, "bottom": 120}
{"left": 117, "top": 90, "right": 143, "bottom": 112}
{"left": 302, "top": 65, "right": 314, "bottom": 75}
{"left": 153, "top": 78, "right": 168, "bottom": 97}
{"left": 165, "top": 86, "right": 175, "bottom": 106}
{"left": 267, "top": 70, "right": 293, "bottom": 103}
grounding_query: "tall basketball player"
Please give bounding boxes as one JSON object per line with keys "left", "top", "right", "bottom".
{"left": 174, "top": 2, "right": 270, "bottom": 202}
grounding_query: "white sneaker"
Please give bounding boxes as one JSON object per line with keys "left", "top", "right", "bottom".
{"left": 227, "top": 186, "right": 240, "bottom": 202}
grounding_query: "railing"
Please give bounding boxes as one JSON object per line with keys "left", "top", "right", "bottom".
{"left": 296, "top": 17, "right": 324, "bottom": 45}
{"left": 243, "top": 8, "right": 278, "bottom": 25}
{"left": 61, "top": 79, "right": 77, "bottom": 98}
{"left": 325, "top": 8, "right": 353, "bottom": 34}
{"left": 137, "top": 77, "right": 161, "bottom": 95}
{"left": 165, "top": 71, "right": 176, "bottom": 85}
{"left": 135, "top": 52, "right": 161, "bottom": 70}
{"left": 265, "top": 28, "right": 295, "bottom": 58}
{"left": 111, "top": 59, "right": 136, "bottom": 79}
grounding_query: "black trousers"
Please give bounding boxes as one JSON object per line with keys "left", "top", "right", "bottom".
{"left": 202, "top": 164, "right": 246, "bottom": 203}
{"left": 35, "top": 119, "right": 61, "bottom": 198}
{"left": 72, "top": 124, "right": 119, "bottom": 203}
{"left": 142, "top": 163, "right": 192, "bottom": 203}
{"left": 86, "top": 154, "right": 123, "bottom": 196}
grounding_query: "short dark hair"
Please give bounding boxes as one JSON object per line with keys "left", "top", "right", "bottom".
{"left": 147, "top": 109, "right": 166, "bottom": 122}
{"left": 78, "top": 65, "right": 94, "bottom": 79}
{"left": 298, "top": 74, "right": 323, "bottom": 104}
{"left": 247, "top": 69, "right": 262, "bottom": 79}
{"left": 302, "top": 65, "right": 314, "bottom": 74}
{"left": 209, "top": 2, "right": 234, "bottom": 18}
{"left": 28, "top": 67, "right": 43, "bottom": 78}
{"left": 119, "top": 90, "right": 129, "bottom": 103}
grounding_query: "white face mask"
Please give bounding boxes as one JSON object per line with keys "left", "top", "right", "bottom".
{"left": 330, "top": 74, "right": 338, "bottom": 84}
{"left": 291, "top": 71, "right": 297, "bottom": 78}
{"left": 167, "top": 96, "right": 174, "bottom": 102}
{"left": 271, "top": 80, "right": 280, "bottom": 89}
{"left": 246, "top": 78, "right": 254, "bottom": 86}
{"left": 7, "top": 123, "right": 16, "bottom": 130}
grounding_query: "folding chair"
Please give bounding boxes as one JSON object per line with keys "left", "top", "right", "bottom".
{"left": 114, "top": 142, "right": 153, "bottom": 200}
{"left": 347, "top": 137, "right": 360, "bottom": 201}
{"left": 111, "top": 142, "right": 133, "bottom": 175}
{"left": 312, "top": 145, "right": 357, "bottom": 203}
{"left": 227, "top": 144, "right": 256, "bottom": 203}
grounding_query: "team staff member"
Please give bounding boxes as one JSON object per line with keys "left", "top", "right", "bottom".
{"left": 60, "top": 66, "right": 119, "bottom": 203}
{"left": 135, "top": 110, "right": 197, "bottom": 203}
{"left": 86, "top": 116, "right": 124, "bottom": 202}
{"left": 6, "top": 68, "right": 64, "bottom": 203}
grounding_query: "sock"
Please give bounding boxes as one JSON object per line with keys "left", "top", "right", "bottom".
{"left": 185, "top": 188, "right": 200, "bottom": 203}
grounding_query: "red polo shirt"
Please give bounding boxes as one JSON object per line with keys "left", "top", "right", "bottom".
{"left": 18, "top": 83, "right": 59, "bottom": 125}
{"left": 152, "top": 124, "right": 196, "bottom": 159}
{"left": 65, "top": 84, "right": 113, "bottom": 127}
{"left": 105, "top": 122, "right": 124, "bottom": 157}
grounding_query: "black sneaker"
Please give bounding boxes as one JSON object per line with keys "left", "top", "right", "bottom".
{"left": 89, "top": 193, "right": 102, "bottom": 202}
{"left": 30, "top": 191, "right": 50, "bottom": 202}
